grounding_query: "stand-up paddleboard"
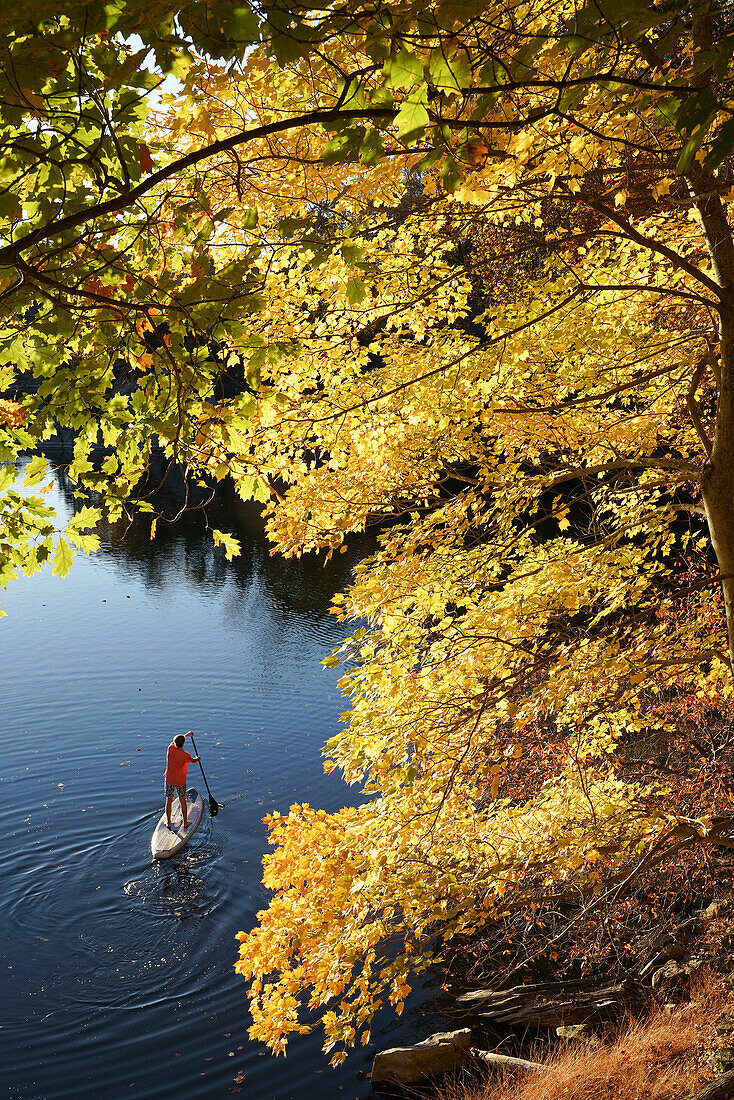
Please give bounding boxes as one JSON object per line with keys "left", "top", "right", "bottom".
{"left": 151, "top": 788, "right": 204, "bottom": 860}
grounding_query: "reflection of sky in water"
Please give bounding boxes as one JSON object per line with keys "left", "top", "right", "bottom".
{"left": 1, "top": 459, "right": 433, "bottom": 1100}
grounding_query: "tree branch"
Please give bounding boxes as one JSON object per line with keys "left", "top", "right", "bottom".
{"left": 687, "top": 354, "right": 715, "bottom": 457}
{"left": 0, "top": 107, "right": 395, "bottom": 268}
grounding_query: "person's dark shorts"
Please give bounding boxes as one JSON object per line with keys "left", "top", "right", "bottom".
{"left": 165, "top": 783, "right": 186, "bottom": 799}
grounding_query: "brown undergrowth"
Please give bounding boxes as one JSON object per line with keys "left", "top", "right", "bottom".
{"left": 443, "top": 973, "right": 732, "bottom": 1100}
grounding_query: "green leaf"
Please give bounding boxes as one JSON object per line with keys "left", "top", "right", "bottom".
{"left": 168, "top": 50, "right": 194, "bottom": 79}
{"left": 360, "top": 128, "right": 385, "bottom": 166}
{"left": 428, "top": 52, "right": 468, "bottom": 92}
{"left": 370, "top": 86, "right": 395, "bottom": 108}
{"left": 440, "top": 155, "right": 462, "bottom": 192}
{"left": 0, "top": 191, "right": 22, "bottom": 220}
{"left": 346, "top": 277, "right": 367, "bottom": 306}
{"left": 715, "top": 35, "right": 734, "bottom": 79}
{"left": 23, "top": 456, "right": 47, "bottom": 487}
{"left": 672, "top": 87, "right": 716, "bottom": 137}
{"left": 704, "top": 116, "right": 734, "bottom": 171}
{"left": 222, "top": 3, "right": 260, "bottom": 45}
{"left": 395, "top": 87, "right": 429, "bottom": 140}
{"left": 322, "top": 132, "right": 353, "bottom": 164}
{"left": 277, "top": 215, "right": 314, "bottom": 237}
{"left": 323, "top": 129, "right": 364, "bottom": 165}
{"left": 677, "top": 131, "right": 706, "bottom": 173}
{"left": 510, "top": 33, "right": 548, "bottom": 76}
{"left": 565, "top": 35, "right": 593, "bottom": 57}
{"left": 336, "top": 76, "right": 366, "bottom": 110}
{"left": 384, "top": 49, "right": 423, "bottom": 90}
{"left": 0, "top": 464, "right": 15, "bottom": 492}
{"left": 67, "top": 505, "right": 101, "bottom": 533}
{"left": 66, "top": 530, "right": 100, "bottom": 553}
{"left": 52, "top": 537, "right": 73, "bottom": 578}
{"left": 103, "top": 47, "right": 149, "bottom": 90}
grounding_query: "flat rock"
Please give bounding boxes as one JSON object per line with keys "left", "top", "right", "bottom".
{"left": 371, "top": 1028, "right": 473, "bottom": 1086}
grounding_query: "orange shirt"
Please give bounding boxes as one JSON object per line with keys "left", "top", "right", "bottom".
{"left": 165, "top": 743, "right": 193, "bottom": 786}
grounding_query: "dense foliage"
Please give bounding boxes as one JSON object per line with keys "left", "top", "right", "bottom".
{"left": 5, "top": 0, "right": 734, "bottom": 1066}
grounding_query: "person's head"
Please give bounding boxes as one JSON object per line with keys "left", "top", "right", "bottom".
{"left": 174, "top": 734, "right": 186, "bottom": 748}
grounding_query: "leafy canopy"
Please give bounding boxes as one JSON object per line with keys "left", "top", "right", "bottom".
{"left": 2, "top": 0, "right": 734, "bottom": 1068}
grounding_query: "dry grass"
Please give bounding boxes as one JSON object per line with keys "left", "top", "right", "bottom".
{"left": 444, "top": 973, "right": 731, "bottom": 1100}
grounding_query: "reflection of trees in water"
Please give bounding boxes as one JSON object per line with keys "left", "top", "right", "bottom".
{"left": 52, "top": 460, "right": 374, "bottom": 620}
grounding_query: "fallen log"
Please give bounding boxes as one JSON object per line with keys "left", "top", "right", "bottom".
{"left": 456, "top": 976, "right": 605, "bottom": 1013}
{"left": 684, "top": 1069, "right": 734, "bottom": 1100}
{"left": 458, "top": 977, "right": 645, "bottom": 1028}
{"left": 471, "top": 1049, "right": 544, "bottom": 1072}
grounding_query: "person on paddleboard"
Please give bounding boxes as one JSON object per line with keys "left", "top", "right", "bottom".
{"left": 164, "top": 731, "right": 200, "bottom": 831}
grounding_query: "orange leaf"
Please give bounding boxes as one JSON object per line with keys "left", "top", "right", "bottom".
{"left": 139, "top": 144, "right": 154, "bottom": 174}
{"left": 0, "top": 399, "right": 25, "bottom": 427}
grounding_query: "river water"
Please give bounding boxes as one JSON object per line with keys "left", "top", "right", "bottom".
{"left": 0, "top": 459, "right": 437, "bottom": 1099}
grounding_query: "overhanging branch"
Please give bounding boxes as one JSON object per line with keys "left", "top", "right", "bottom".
{"left": 0, "top": 106, "right": 395, "bottom": 268}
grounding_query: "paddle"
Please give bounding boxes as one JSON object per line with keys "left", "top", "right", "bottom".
{"left": 189, "top": 731, "right": 221, "bottom": 817}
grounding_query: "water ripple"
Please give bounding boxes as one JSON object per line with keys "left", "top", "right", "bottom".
{"left": 0, "top": 467, "right": 391, "bottom": 1100}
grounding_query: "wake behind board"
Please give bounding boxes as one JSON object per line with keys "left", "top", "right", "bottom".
{"left": 151, "top": 788, "right": 204, "bottom": 860}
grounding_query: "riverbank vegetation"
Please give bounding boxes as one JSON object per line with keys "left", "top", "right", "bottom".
{"left": 5, "top": 0, "right": 734, "bottom": 1077}
{"left": 445, "top": 971, "right": 734, "bottom": 1100}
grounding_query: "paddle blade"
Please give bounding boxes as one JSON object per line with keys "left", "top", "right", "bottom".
{"left": 209, "top": 795, "right": 220, "bottom": 817}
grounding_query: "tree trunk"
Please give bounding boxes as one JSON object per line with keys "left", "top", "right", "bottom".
{"left": 685, "top": 1069, "right": 734, "bottom": 1100}
{"left": 458, "top": 977, "right": 645, "bottom": 1028}
{"left": 700, "top": 295, "right": 734, "bottom": 672}
{"left": 687, "top": 172, "right": 734, "bottom": 672}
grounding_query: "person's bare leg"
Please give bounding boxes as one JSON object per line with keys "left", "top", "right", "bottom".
{"left": 179, "top": 790, "right": 189, "bottom": 829}
{"left": 166, "top": 795, "right": 174, "bottom": 828}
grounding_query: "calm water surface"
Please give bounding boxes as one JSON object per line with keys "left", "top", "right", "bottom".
{"left": 0, "top": 461, "right": 437, "bottom": 1100}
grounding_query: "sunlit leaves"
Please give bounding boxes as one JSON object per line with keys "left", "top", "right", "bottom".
{"left": 23, "top": 456, "right": 47, "bottom": 487}
{"left": 209, "top": 0, "right": 734, "bottom": 1059}
{"left": 211, "top": 528, "right": 241, "bottom": 560}
{"left": 383, "top": 48, "right": 422, "bottom": 90}
{"left": 2, "top": 0, "right": 734, "bottom": 1069}
{"left": 394, "top": 87, "right": 429, "bottom": 140}
{"left": 65, "top": 506, "right": 102, "bottom": 554}
{"left": 52, "top": 536, "right": 73, "bottom": 578}
{"left": 427, "top": 52, "right": 469, "bottom": 94}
